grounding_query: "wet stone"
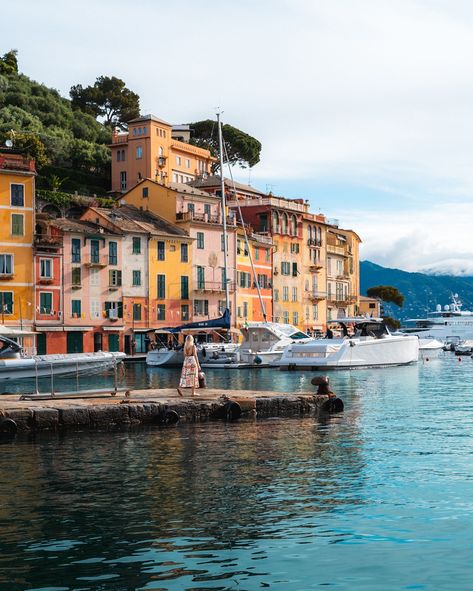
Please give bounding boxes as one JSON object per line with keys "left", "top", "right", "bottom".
{"left": 33, "top": 408, "right": 59, "bottom": 431}
{"left": 4, "top": 408, "right": 33, "bottom": 431}
{"left": 59, "top": 407, "right": 91, "bottom": 427}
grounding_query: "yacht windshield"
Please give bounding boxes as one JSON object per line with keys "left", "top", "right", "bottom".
{"left": 290, "top": 331, "right": 309, "bottom": 340}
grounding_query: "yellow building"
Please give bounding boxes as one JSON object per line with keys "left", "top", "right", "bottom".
{"left": 110, "top": 115, "right": 215, "bottom": 193}
{"left": 359, "top": 295, "right": 381, "bottom": 318}
{"left": 0, "top": 149, "right": 35, "bottom": 333}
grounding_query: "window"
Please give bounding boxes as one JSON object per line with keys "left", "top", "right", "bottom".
{"left": 120, "top": 171, "right": 127, "bottom": 191}
{"left": 136, "top": 146, "right": 143, "bottom": 159}
{"left": 40, "top": 259, "right": 52, "bottom": 278}
{"left": 196, "top": 232, "right": 204, "bottom": 249}
{"left": 257, "top": 274, "right": 268, "bottom": 289}
{"left": 204, "top": 204, "right": 211, "bottom": 218}
{"left": 283, "top": 310, "right": 289, "bottom": 324}
{"left": 117, "top": 151, "right": 121, "bottom": 162}
{"left": 218, "top": 300, "right": 226, "bottom": 314}
{"left": 142, "top": 187, "right": 148, "bottom": 198}
{"left": 71, "top": 267, "right": 81, "bottom": 286}
{"left": 274, "top": 289, "right": 279, "bottom": 302}
{"left": 237, "top": 306, "right": 242, "bottom": 318}
{"left": 11, "top": 214, "right": 24, "bottom": 236}
{"left": 181, "top": 276, "right": 189, "bottom": 299}
{"left": 243, "top": 302, "right": 248, "bottom": 318}
{"left": 292, "top": 287, "right": 298, "bottom": 302}
{"left": 254, "top": 247, "right": 259, "bottom": 261}
{"left": 313, "top": 304, "right": 318, "bottom": 320}
{"left": 109, "top": 241, "right": 117, "bottom": 265}
{"left": 0, "top": 254, "right": 13, "bottom": 275}
{"left": 176, "top": 156, "right": 182, "bottom": 166}
{"left": 185, "top": 158, "right": 190, "bottom": 168}
{"left": 11, "top": 184, "right": 24, "bottom": 206}
{"left": 265, "top": 248, "right": 270, "bottom": 262}
{"left": 291, "top": 243, "right": 299, "bottom": 254}
{"left": 133, "top": 128, "right": 137, "bottom": 136}
{"left": 39, "top": 292, "right": 53, "bottom": 315}
{"left": 71, "top": 238, "right": 81, "bottom": 263}
{"left": 180, "top": 243, "right": 188, "bottom": 262}
{"left": 283, "top": 286, "right": 289, "bottom": 301}
{"left": 157, "top": 274, "right": 166, "bottom": 298}
{"left": 337, "top": 259, "right": 343, "bottom": 275}
{"left": 194, "top": 300, "right": 209, "bottom": 316}
{"left": 291, "top": 215, "right": 297, "bottom": 236}
{"left": 0, "top": 292, "right": 13, "bottom": 314}
{"left": 90, "top": 239, "right": 100, "bottom": 263}
{"left": 132, "top": 270, "right": 141, "bottom": 286}
{"left": 293, "top": 312, "right": 299, "bottom": 326}
{"left": 89, "top": 267, "right": 99, "bottom": 286}
{"left": 272, "top": 211, "right": 279, "bottom": 233}
{"left": 181, "top": 304, "right": 189, "bottom": 321}
{"left": 143, "top": 126, "right": 147, "bottom": 134}
{"left": 281, "top": 213, "right": 288, "bottom": 234}
{"left": 109, "top": 269, "right": 122, "bottom": 287}
{"left": 157, "top": 304, "right": 166, "bottom": 320}
{"left": 281, "top": 262, "right": 290, "bottom": 275}
{"left": 132, "top": 237, "right": 141, "bottom": 254}
{"left": 157, "top": 241, "right": 165, "bottom": 261}
{"left": 292, "top": 262, "right": 298, "bottom": 277}
{"left": 197, "top": 266, "right": 205, "bottom": 289}
{"left": 105, "top": 301, "right": 123, "bottom": 318}
{"left": 133, "top": 303, "right": 142, "bottom": 321}
{"left": 188, "top": 203, "right": 195, "bottom": 214}
{"left": 71, "top": 299, "right": 81, "bottom": 318}
{"left": 221, "top": 267, "right": 227, "bottom": 291}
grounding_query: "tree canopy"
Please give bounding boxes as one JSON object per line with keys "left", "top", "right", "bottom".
{"left": 70, "top": 76, "right": 140, "bottom": 129}
{"left": 189, "top": 119, "right": 262, "bottom": 172}
{"left": 366, "top": 285, "right": 404, "bottom": 308}
{"left": 0, "top": 50, "right": 18, "bottom": 75}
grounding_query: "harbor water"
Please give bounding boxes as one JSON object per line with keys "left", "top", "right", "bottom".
{"left": 1, "top": 353, "right": 473, "bottom": 590}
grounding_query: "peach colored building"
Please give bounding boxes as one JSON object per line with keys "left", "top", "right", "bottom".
{"left": 110, "top": 115, "right": 215, "bottom": 193}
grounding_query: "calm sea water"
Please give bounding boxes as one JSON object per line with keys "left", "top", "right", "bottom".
{"left": 2, "top": 353, "right": 473, "bottom": 590}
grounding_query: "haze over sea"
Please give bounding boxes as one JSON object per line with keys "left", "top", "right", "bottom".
{"left": 1, "top": 355, "right": 473, "bottom": 590}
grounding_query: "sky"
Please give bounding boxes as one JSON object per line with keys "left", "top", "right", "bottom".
{"left": 4, "top": 0, "right": 473, "bottom": 274}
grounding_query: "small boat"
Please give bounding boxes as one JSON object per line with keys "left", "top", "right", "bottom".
{"left": 454, "top": 340, "right": 473, "bottom": 356}
{"left": 201, "top": 322, "right": 313, "bottom": 369}
{"left": 275, "top": 318, "right": 419, "bottom": 370}
{"left": 0, "top": 334, "right": 126, "bottom": 381}
{"left": 418, "top": 338, "right": 444, "bottom": 358}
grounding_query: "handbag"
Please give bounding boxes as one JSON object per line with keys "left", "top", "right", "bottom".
{"left": 198, "top": 371, "right": 207, "bottom": 388}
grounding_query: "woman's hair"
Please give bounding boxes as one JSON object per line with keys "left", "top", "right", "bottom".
{"left": 183, "top": 334, "right": 195, "bottom": 356}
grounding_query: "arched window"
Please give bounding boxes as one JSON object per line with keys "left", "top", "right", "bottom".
{"left": 308, "top": 226, "right": 312, "bottom": 241}
{"left": 272, "top": 211, "right": 279, "bottom": 233}
{"left": 291, "top": 215, "right": 297, "bottom": 236}
{"left": 281, "top": 213, "right": 288, "bottom": 234}
{"left": 317, "top": 226, "right": 322, "bottom": 245}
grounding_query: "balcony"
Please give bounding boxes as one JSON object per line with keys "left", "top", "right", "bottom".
{"left": 308, "top": 264, "right": 323, "bottom": 273}
{"left": 111, "top": 133, "right": 129, "bottom": 145}
{"left": 84, "top": 254, "right": 108, "bottom": 268}
{"left": 194, "top": 281, "right": 236, "bottom": 294}
{"left": 327, "top": 244, "right": 347, "bottom": 256}
{"left": 71, "top": 282, "right": 82, "bottom": 290}
{"left": 307, "top": 239, "right": 322, "bottom": 248}
{"left": 34, "top": 234, "right": 63, "bottom": 249}
{"left": 39, "top": 276, "right": 54, "bottom": 284}
{"left": 306, "top": 291, "right": 326, "bottom": 301}
{"left": 327, "top": 295, "right": 357, "bottom": 305}
{"left": 0, "top": 272, "right": 14, "bottom": 280}
{"left": 0, "top": 153, "right": 36, "bottom": 173}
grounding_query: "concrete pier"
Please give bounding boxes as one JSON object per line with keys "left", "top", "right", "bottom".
{"left": 0, "top": 388, "right": 342, "bottom": 434}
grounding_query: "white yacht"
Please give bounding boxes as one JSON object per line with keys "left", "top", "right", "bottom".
{"left": 401, "top": 294, "right": 473, "bottom": 342}
{"left": 0, "top": 333, "right": 126, "bottom": 381}
{"left": 275, "top": 318, "right": 419, "bottom": 370}
{"left": 201, "top": 322, "right": 313, "bottom": 369}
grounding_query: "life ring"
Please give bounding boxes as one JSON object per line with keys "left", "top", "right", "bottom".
{"left": 0, "top": 418, "right": 18, "bottom": 434}
{"left": 162, "top": 410, "right": 179, "bottom": 425}
{"left": 223, "top": 401, "right": 241, "bottom": 421}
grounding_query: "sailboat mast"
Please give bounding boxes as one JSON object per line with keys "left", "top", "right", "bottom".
{"left": 217, "top": 112, "right": 230, "bottom": 314}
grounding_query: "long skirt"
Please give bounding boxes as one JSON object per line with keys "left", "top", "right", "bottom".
{"left": 179, "top": 355, "right": 199, "bottom": 388}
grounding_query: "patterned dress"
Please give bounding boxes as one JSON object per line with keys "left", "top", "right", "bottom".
{"left": 179, "top": 348, "right": 199, "bottom": 388}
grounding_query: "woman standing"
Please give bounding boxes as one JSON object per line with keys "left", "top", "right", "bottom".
{"left": 177, "top": 334, "right": 201, "bottom": 397}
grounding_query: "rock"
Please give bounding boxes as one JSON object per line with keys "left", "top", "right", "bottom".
{"left": 33, "top": 408, "right": 59, "bottom": 431}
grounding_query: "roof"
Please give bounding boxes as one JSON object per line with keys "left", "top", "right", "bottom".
{"left": 188, "top": 176, "right": 266, "bottom": 197}
{"left": 169, "top": 182, "right": 215, "bottom": 198}
{"left": 127, "top": 114, "right": 172, "bottom": 126}
{"left": 96, "top": 205, "right": 189, "bottom": 238}
{"left": 52, "top": 218, "right": 121, "bottom": 235}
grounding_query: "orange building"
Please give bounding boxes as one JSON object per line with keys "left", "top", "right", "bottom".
{"left": 110, "top": 115, "right": 215, "bottom": 193}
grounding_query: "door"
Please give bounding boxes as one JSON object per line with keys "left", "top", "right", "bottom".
{"left": 135, "top": 333, "right": 146, "bottom": 353}
{"left": 108, "top": 334, "right": 119, "bottom": 352}
{"left": 67, "top": 331, "right": 83, "bottom": 354}
{"left": 94, "top": 332, "right": 103, "bottom": 352}
{"left": 124, "top": 334, "right": 131, "bottom": 355}
{"left": 36, "top": 333, "right": 47, "bottom": 355}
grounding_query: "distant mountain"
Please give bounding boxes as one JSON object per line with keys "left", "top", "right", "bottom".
{"left": 360, "top": 261, "right": 473, "bottom": 321}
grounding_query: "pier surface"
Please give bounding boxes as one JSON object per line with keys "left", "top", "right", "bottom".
{"left": 0, "top": 388, "right": 337, "bottom": 433}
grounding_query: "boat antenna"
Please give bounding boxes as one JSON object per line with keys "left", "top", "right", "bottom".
{"left": 222, "top": 138, "right": 267, "bottom": 322}
{"left": 217, "top": 111, "right": 231, "bottom": 318}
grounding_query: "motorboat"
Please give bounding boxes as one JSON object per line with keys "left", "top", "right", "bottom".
{"left": 146, "top": 334, "right": 238, "bottom": 367}
{"left": 418, "top": 338, "right": 444, "bottom": 358}
{"left": 0, "top": 334, "right": 126, "bottom": 381}
{"left": 201, "top": 322, "right": 313, "bottom": 369}
{"left": 453, "top": 339, "right": 473, "bottom": 356}
{"left": 275, "top": 318, "right": 419, "bottom": 370}
{"left": 401, "top": 294, "right": 473, "bottom": 342}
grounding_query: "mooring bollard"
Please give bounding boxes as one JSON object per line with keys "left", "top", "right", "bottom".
{"left": 311, "top": 376, "right": 344, "bottom": 413}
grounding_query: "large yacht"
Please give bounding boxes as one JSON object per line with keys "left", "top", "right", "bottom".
{"left": 401, "top": 294, "right": 473, "bottom": 342}
{"left": 274, "top": 318, "right": 419, "bottom": 370}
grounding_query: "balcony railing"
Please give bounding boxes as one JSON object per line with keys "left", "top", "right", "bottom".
{"left": 307, "top": 239, "right": 323, "bottom": 247}
{"left": 327, "top": 295, "right": 357, "bottom": 305}
{"left": 306, "top": 291, "right": 326, "bottom": 301}
{"left": 308, "top": 264, "right": 323, "bottom": 273}
{"left": 84, "top": 254, "right": 108, "bottom": 268}
{"left": 111, "top": 133, "right": 129, "bottom": 145}
{"left": 0, "top": 154, "right": 36, "bottom": 173}
{"left": 39, "top": 276, "right": 54, "bottom": 284}
{"left": 34, "top": 234, "right": 63, "bottom": 248}
{"left": 194, "top": 281, "right": 236, "bottom": 293}
{"left": 327, "top": 245, "right": 347, "bottom": 256}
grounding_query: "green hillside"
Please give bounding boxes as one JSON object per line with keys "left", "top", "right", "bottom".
{"left": 361, "top": 260, "right": 473, "bottom": 320}
{"left": 0, "top": 50, "right": 111, "bottom": 195}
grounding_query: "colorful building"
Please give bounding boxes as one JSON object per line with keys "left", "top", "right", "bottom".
{"left": 0, "top": 149, "right": 36, "bottom": 342}
{"left": 110, "top": 115, "right": 215, "bottom": 193}
{"left": 301, "top": 213, "right": 327, "bottom": 335}
{"left": 359, "top": 295, "right": 381, "bottom": 318}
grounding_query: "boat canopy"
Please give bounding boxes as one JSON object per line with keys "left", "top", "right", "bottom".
{"left": 158, "top": 309, "right": 231, "bottom": 334}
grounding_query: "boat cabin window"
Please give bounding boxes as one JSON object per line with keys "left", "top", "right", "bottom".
{"left": 290, "top": 331, "right": 309, "bottom": 340}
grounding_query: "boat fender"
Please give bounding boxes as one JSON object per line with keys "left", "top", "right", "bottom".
{"left": 254, "top": 355, "right": 263, "bottom": 365}
{"left": 162, "top": 410, "right": 180, "bottom": 426}
{"left": 0, "top": 418, "right": 18, "bottom": 434}
{"left": 223, "top": 400, "right": 242, "bottom": 421}
{"left": 321, "top": 397, "right": 344, "bottom": 413}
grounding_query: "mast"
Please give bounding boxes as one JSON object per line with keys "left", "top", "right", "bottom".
{"left": 217, "top": 112, "right": 230, "bottom": 314}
